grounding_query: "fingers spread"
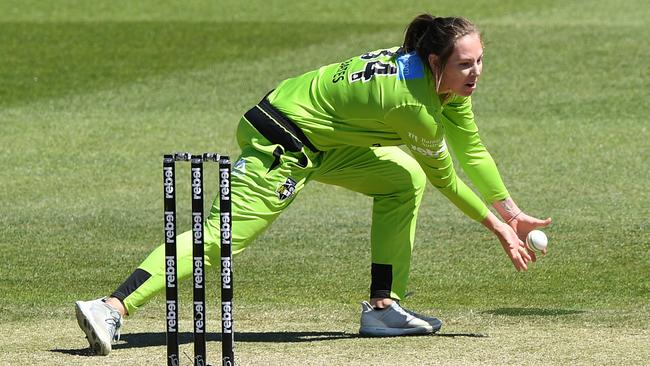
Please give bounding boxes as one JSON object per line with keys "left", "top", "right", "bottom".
{"left": 512, "top": 251, "right": 528, "bottom": 271}
{"left": 521, "top": 245, "right": 532, "bottom": 262}
{"left": 519, "top": 257, "right": 528, "bottom": 271}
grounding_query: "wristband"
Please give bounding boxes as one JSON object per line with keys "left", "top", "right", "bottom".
{"left": 505, "top": 210, "right": 522, "bottom": 224}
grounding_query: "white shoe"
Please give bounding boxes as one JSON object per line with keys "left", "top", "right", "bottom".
{"left": 359, "top": 301, "right": 436, "bottom": 336}
{"left": 403, "top": 308, "right": 443, "bottom": 332}
{"left": 75, "top": 298, "right": 122, "bottom": 355}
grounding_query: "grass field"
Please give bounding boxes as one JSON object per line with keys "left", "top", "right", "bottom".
{"left": 1, "top": 0, "right": 649, "bottom": 365}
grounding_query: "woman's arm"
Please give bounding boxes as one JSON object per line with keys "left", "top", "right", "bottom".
{"left": 441, "top": 95, "right": 510, "bottom": 203}
{"left": 443, "top": 96, "right": 552, "bottom": 258}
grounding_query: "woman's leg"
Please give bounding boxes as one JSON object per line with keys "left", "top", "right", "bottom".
{"left": 313, "top": 146, "right": 426, "bottom": 301}
{"left": 110, "top": 118, "right": 320, "bottom": 315}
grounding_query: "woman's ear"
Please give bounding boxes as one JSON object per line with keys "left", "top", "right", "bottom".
{"left": 428, "top": 54, "right": 439, "bottom": 72}
{"left": 428, "top": 53, "right": 444, "bottom": 93}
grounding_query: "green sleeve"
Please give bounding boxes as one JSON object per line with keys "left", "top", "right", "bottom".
{"left": 384, "top": 104, "right": 488, "bottom": 221}
{"left": 441, "top": 95, "right": 510, "bottom": 203}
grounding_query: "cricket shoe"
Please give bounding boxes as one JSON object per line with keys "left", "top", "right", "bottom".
{"left": 403, "top": 308, "right": 443, "bottom": 332}
{"left": 75, "top": 298, "right": 122, "bottom": 355}
{"left": 359, "top": 301, "right": 438, "bottom": 336}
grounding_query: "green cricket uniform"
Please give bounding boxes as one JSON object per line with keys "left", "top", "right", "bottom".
{"left": 114, "top": 47, "right": 509, "bottom": 313}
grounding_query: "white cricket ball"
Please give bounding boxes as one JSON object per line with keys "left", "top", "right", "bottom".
{"left": 526, "top": 230, "right": 548, "bottom": 252}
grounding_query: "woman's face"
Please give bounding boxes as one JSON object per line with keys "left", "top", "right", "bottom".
{"left": 429, "top": 33, "right": 483, "bottom": 97}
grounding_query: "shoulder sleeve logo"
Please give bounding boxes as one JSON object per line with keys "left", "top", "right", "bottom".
{"left": 397, "top": 52, "right": 424, "bottom": 81}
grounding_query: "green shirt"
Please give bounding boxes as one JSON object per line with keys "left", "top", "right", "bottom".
{"left": 268, "top": 47, "right": 509, "bottom": 221}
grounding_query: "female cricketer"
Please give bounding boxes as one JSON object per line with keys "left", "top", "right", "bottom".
{"left": 75, "top": 14, "right": 552, "bottom": 355}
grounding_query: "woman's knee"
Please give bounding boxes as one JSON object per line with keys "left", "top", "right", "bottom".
{"left": 390, "top": 155, "right": 426, "bottom": 198}
{"left": 406, "top": 161, "right": 426, "bottom": 196}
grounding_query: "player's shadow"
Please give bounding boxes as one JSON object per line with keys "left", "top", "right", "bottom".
{"left": 119, "top": 331, "right": 358, "bottom": 348}
{"left": 50, "top": 331, "right": 357, "bottom": 356}
{"left": 482, "top": 307, "right": 586, "bottom": 317}
{"left": 52, "top": 330, "right": 488, "bottom": 355}
{"left": 117, "top": 330, "right": 488, "bottom": 348}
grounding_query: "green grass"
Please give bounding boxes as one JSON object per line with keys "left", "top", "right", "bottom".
{"left": 1, "top": 0, "right": 649, "bottom": 364}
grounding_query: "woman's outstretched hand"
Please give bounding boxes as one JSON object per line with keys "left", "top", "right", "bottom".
{"left": 492, "top": 198, "right": 552, "bottom": 260}
{"left": 481, "top": 212, "right": 532, "bottom": 271}
{"left": 507, "top": 213, "right": 552, "bottom": 260}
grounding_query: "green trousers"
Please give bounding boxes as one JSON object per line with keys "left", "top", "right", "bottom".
{"left": 121, "top": 118, "right": 426, "bottom": 315}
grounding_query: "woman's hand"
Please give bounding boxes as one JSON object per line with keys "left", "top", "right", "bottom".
{"left": 492, "top": 198, "right": 552, "bottom": 260}
{"left": 481, "top": 212, "right": 532, "bottom": 271}
{"left": 494, "top": 221, "right": 532, "bottom": 271}
{"left": 508, "top": 212, "right": 552, "bottom": 258}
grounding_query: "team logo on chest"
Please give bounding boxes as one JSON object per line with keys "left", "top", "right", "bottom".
{"left": 276, "top": 177, "right": 297, "bottom": 201}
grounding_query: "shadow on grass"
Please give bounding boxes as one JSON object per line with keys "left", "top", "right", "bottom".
{"left": 51, "top": 330, "right": 488, "bottom": 355}
{"left": 51, "top": 331, "right": 357, "bottom": 356}
{"left": 435, "top": 332, "right": 488, "bottom": 338}
{"left": 122, "top": 331, "right": 359, "bottom": 346}
{"left": 483, "top": 308, "right": 586, "bottom": 317}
